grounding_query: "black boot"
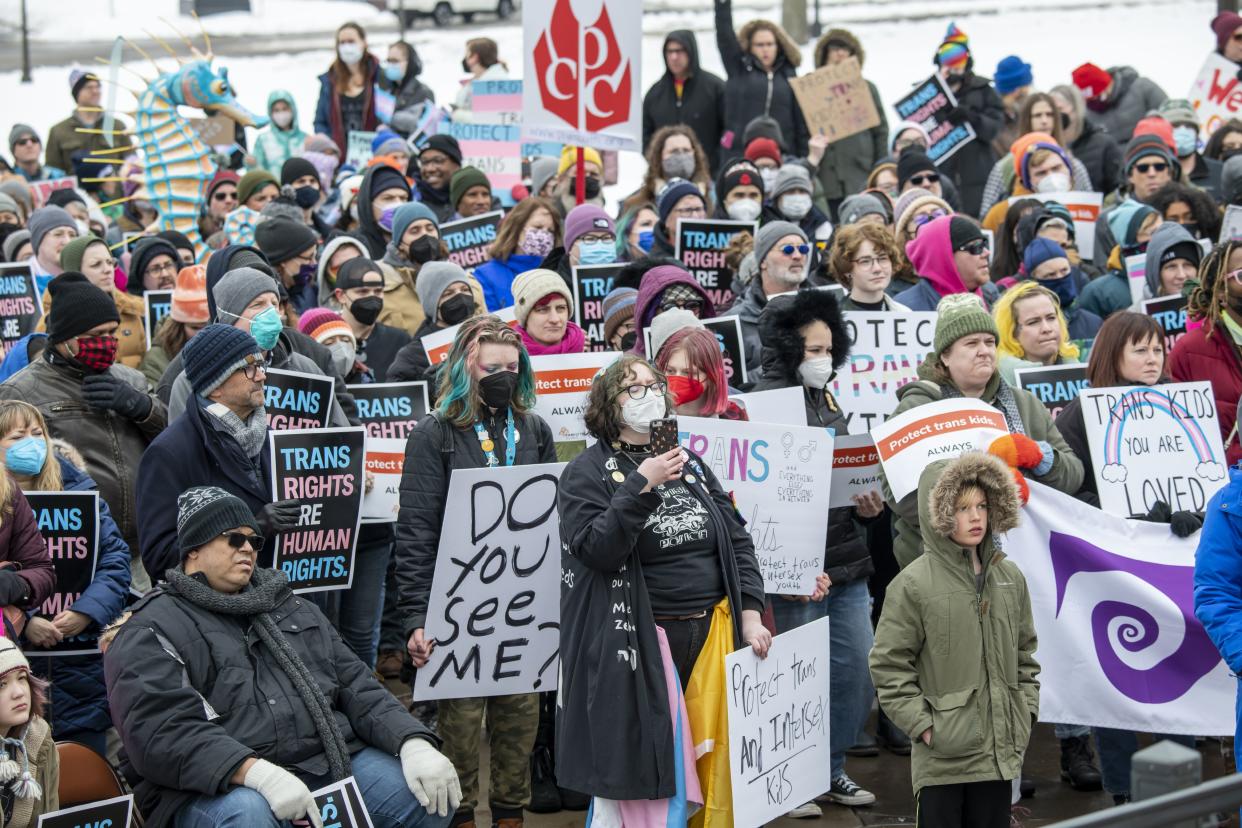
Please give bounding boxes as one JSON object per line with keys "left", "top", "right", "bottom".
{"left": 1060, "top": 735, "right": 1103, "bottom": 791}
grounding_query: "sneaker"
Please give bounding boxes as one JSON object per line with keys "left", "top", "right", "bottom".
{"left": 785, "top": 801, "right": 822, "bottom": 819}
{"left": 845, "top": 731, "right": 879, "bottom": 757}
{"left": 823, "top": 775, "right": 876, "bottom": 807}
{"left": 1059, "top": 735, "right": 1103, "bottom": 791}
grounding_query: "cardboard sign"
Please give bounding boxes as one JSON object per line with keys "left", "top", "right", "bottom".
{"left": 1014, "top": 363, "right": 1090, "bottom": 419}
{"left": 143, "top": 288, "right": 174, "bottom": 350}
{"left": 871, "top": 398, "right": 1011, "bottom": 501}
{"left": 38, "top": 794, "right": 133, "bottom": 828}
{"left": 1142, "top": 294, "right": 1189, "bottom": 351}
{"left": 414, "top": 463, "right": 565, "bottom": 701}
{"left": 1189, "top": 52, "right": 1242, "bottom": 139}
{"left": 0, "top": 263, "right": 40, "bottom": 357}
{"left": 1078, "top": 381, "right": 1227, "bottom": 518}
{"left": 1223, "top": 204, "right": 1242, "bottom": 242}
{"left": 441, "top": 210, "right": 503, "bottom": 271}
{"left": 1125, "top": 254, "right": 1147, "bottom": 311}
{"left": 674, "top": 218, "right": 755, "bottom": 311}
{"left": 348, "top": 382, "right": 430, "bottom": 523}
{"left": 530, "top": 351, "right": 618, "bottom": 460}
{"left": 828, "top": 311, "right": 937, "bottom": 432}
{"left": 264, "top": 367, "right": 336, "bottom": 430}
{"left": 894, "top": 75, "right": 976, "bottom": 165}
{"left": 346, "top": 130, "right": 378, "bottom": 168}
{"left": 733, "top": 387, "right": 806, "bottom": 426}
{"left": 828, "top": 434, "right": 881, "bottom": 509}
{"left": 269, "top": 427, "right": 366, "bottom": 593}
{"left": 789, "top": 57, "right": 881, "bottom": 142}
{"left": 726, "top": 616, "right": 832, "bottom": 828}
{"left": 678, "top": 416, "right": 831, "bottom": 595}
{"left": 571, "top": 264, "right": 623, "bottom": 351}
{"left": 189, "top": 113, "right": 237, "bottom": 147}
{"left": 421, "top": 306, "right": 518, "bottom": 368}
{"left": 312, "top": 776, "right": 374, "bottom": 828}
{"left": 28, "top": 177, "right": 79, "bottom": 210}
{"left": 24, "top": 491, "right": 100, "bottom": 657}
{"left": 1006, "top": 191, "right": 1103, "bottom": 261}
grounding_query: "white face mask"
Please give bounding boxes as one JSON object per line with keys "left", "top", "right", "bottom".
{"left": 797, "top": 356, "right": 836, "bottom": 389}
{"left": 779, "top": 193, "right": 812, "bottom": 219}
{"left": 621, "top": 391, "right": 666, "bottom": 434}
{"left": 1035, "top": 172, "right": 1071, "bottom": 194}
{"left": 760, "top": 168, "right": 778, "bottom": 190}
{"left": 727, "top": 198, "right": 762, "bottom": 222}
{"left": 329, "top": 341, "right": 356, "bottom": 376}
{"left": 338, "top": 43, "right": 364, "bottom": 66}
{"left": 272, "top": 111, "right": 293, "bottom": 129}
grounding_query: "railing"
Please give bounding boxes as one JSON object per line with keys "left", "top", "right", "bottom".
{"left": 1049, "top": 773, "right": 1242, "bottom": 828}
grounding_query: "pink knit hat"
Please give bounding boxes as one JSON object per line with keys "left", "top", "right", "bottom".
{"left": 297, "top": 307, "right": 354, "bottom": 346}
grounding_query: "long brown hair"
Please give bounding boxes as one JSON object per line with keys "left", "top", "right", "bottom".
{"left": 624, "top": 126, "right": 713, "bottom": 214}
{"left": 154, "top": 315, "right": 192, "bottom": 359}
{"left": 0, "top": 401, "right": 61, "bottom": 495}
{"left": 488, "top": 197, "right": 562, "bottom": 260}
{"left": 330, "top": 22, "right": 369, "bottom": 89}
{"left": 1085, "top": 311, "right": 1166, "bottom": 388}
{"left": 1018, "top": 93, "right": 1064, "bottom": 146}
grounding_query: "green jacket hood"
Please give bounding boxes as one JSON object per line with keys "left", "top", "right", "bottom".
{"left": 917, "top": 452, "right": 1022, "bottom": 567}
{"left": 267, "top": 89, "right": 300, "bottom": 130}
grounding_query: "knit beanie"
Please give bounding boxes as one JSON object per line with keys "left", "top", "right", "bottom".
{"left": 171, "top": 264, "right": 210, "bottom": 325}
{"left": 176, "top": 486, "right": 261, "bottom": 557}
{"left": 46, "top": 272, "right": 119, "bottom": 344}
{"left": 58, "top": 234, "right": 106, "bottom": 274}
{"left": 126, "top": 237, "right": 181, "bottom": 295}
{"left": 421, "top": 134, "right": 463, "bottom": 166}
{"left": 1158, "top": 99, "right": 1199, "bottom": 128}
{"left": 298, "top": 307, "right": 355, "bottom": 347}
{"left": 890, "top": 121, "right": 931, "bottom": 153}
{"left": 69, "top": 68, "right": 98, "bottom": 101}
{"left": 513, "top": 268, "right": 573, "bottom": 327}
{"left": 719, "top": 161, "right": 765, "bottom": 201}
{"left": 839, "top": 193, "right": 887, "bottom": 225}
{"left": 1019, "top": 142, "right": 1072, "bottom": 190}
{"left": 158, "top": 230, "right": 195, "bottom": 261}
{"left": 935, "top": 23, "right": 970, "bottom": 70}
{"left": 1106, "top": 200, "right": 1154, "bottom": 248}
{"left": 182, "top": 323, "right": 263, "bottom": 398}
{"left": 530, "top": 157, "right": 560, "bottom": 197}
{"left": 7, "top": 125, "right": 37, "bottom": 153}
{"left": 744, "top": 137, "right": 781, "bottom": 166}
{"left": 222, "top": 246, "right": 274, "bottom": 278}
{"left": 557, "top": 145, "right": 603, "bottom": 175}
{"left": 0, "top": 182, "right": 32, "bottom": 219}
{"left": 1023, "top": 238, "right": 1068, "bottom": 276}
{"left": 2, "top": 231, "right": 30, "bottom": 264}
{"left": 994, "top": 56, "right": 1032, "bottom": 96}
{"left": 753, "top": 220, "right": 808, "bottom": 268}
{"left": 742, "top": 116, "right": 786, "bottom": 152}
{"left": 27, "top": 207, "right": 76, "bottom": 255}
{"left": 46, "top": 188, "right": 85, "bottom": 210}
{"left": 280, "top": 156, "right": 320, "bottom": 187}
{"left": 0, "top": 638, "right": 29, "bottom": 682}
{"left": 212, "top": 266, "right": 279, "bottom": 323}
{"left": 648, "top": 308, "right": 704, "bottom": 360}
{"left": 949, "top": 216, "right": 985, "bottom": 251}
{"left": 0, "top": 194, "right": 19, "bottom": 219}
{"left": 416, "top": 261, "right": 471, "bottom": 320}
{"left": 564, "top": 204, "right": 615, "bottom": 250}
{"left": 934, "top": 293, "right": 997, "bottom": 357}
{"left": 1160, "top": 239, "right": 1202, "bottom": 270}
{"left": 449, "top": 167, "right": 491, "bottom": 209}
{"left": 656, "top": 178, "right": 703, "bottom": 225}
{"left": 894, "top": 188, "right": 950, "bottom": 233}
{"left": 370, "top": 128, "right": 406, "bottom": 156}
{"left": 897, "top": 148, "right": 937, "bottom": 190}
{"left": 237, "top": 169, "right": 279, "bottom": 205}
{"left": 1072, "top": 63, "right": 1112, "bottom": 100}
{"left": 390, "top": 201, "right": 439, "bottom": 243}
{"left": 770, "top": 164, "right": 814, "bottom": 200}
{"left": 254, "top": 216, "right": 318, "bottom": 266}
{"left": 1213, "top": 11, "right": 1242, "bottom": 54}
{"left": 207, "top": 169, "right": 240, "bottom": 200}
{"left": 602, "top": 287, "right": 638, "bottom": 342}
{"left": 368, "top": 166, "right": 410, "bottom": 205}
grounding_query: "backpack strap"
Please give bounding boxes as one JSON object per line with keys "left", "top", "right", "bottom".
{"left": 428, "top": 410, "right": 456, "bottom": 474}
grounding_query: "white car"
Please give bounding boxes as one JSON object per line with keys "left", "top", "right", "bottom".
{"left": 388, "top": 0, "right": 517, "bottom": 27}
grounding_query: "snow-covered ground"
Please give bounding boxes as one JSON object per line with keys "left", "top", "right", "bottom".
{"left": 0, "top": 0, "right": 1219, "bottom": 209}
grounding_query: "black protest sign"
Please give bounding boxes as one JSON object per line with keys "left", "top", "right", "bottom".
{"left": 270, "top": 427, "right": 366, "bottom": 593}
{"left": 0, "top": 263, "right": 40, "bottom": 358}
{"left": 894, "top": 74, "right": 977, "bottom": 165}
{"left": 674, "top": 218, "right": 754, "bottom": 311}
{"left": 143, "top": 289, "right": 174, "bottom": 350}
{"left": 24, "top": 491, "right": 100, "bottom": 657}
{"left": 1143, "top": 294, "right": 1189, "bottom": 351}
{"left": 265, "top": 367, "right": 336, "bottom": 430}
{"left": 347, "top": 381, "right": 430, "bottom": 441}
{"left": 1013, "top": 363, "right": 1090, "bottom": 419}
{"left": 313, "top": 776, "right": 373, "bottom": 828}
{"left": 571, "top": 264, "right": 623, "bottom": 351}
{"left": 38, "top": 794, "right": 133, "bottom": 828}
{"left": 441, "top": 210, "right": 504, "bottom": 271}
{"left": 701, "top": 315, "right": 748, "bottom": 387}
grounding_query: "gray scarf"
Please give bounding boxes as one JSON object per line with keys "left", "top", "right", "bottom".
{"left": 940, "top": 375, "right": 1027, "bottom": 436}
{"left": 203, "top": 398, "right": 269, "bottom": 459}
{"left": 165, "top": 567, "right": 352, "bottom": 781}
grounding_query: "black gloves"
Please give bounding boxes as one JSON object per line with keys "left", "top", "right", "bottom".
{"left": 255, "top": 499, "right": 301, "bottom": 536}
{"left": 0, "top": 570, "right": 29, "bottom": 607}
{"left": 944, "top": 106, "right": 969, "bottom": 126}
{"left": 81, "top": 374, "right": 153, "bottom": 421}
{"left": 1132, "top": 500, "right": 1203, "bottom": 538}
{"left": 1136, "top": 501, "right": 1173, "bottom": 523}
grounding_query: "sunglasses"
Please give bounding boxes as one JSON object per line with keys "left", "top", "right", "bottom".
{"left": 1134, "top": 162, "right": 1168, "bottom": 174}
{"left": 956, "top": 238, "right": 990, "bottom": 256}
{"left": 780, "top": 244, "right": 811, "bottom": 257}
{"left": 912, "top": 208, "right": 948, "bottom": 228}
{"left": 221, "top": 531, "right": 265, "bottom": 552}
{"left": 910, "top": 173, "right": 940, "bottom": 186}
{"left": 13, "top": 137, "right": 38, "bottom": 147}
{"left": 212, "top": 190, "right": 238, "bottom": 202}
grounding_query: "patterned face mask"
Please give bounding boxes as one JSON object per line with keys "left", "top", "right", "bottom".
{"left": 73, "top": 334, "right": 118, "bottom": 373}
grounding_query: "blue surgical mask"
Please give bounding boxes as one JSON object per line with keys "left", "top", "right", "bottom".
{"left": 248, "top": 306, "right": 284, "bottom": 351}
{"left": 578, "top": 240, "right": 616, "bottom": 265}
{"left": 384, "top": 63, "right": 406, "bottom": 83}
{"left": 1173, "top": 125, "right": 1198, "bottom": 159}
{"left": 637, "top": 230, "right": 655, "bottom": 252}
{"left": 5, "top": 437, "right": 46, "bottom": 476}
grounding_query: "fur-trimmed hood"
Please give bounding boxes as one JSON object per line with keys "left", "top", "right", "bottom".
{"left": 51, "top": 438, "right": 86, "bottom": 472}
{"left": 755, "top": 289, "right": 851, "bottom": 385}
{"left": 737, "top": 19, "right": 802, "bottom": 69}
{"left": 814, "top": 28, "right": 864, "bottom": 69}
{"left": 919, "top": 452, "right": 1021, "bottom": 558}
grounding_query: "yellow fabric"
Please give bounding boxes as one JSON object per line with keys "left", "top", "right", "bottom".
{"left": 558, "top": 145, "right": 604, "bottom": 175}
{"left": 992, "top": 280, "right": 1079, "bottom": 361}
{"left": 685, "top": 598, "right": 733, "bottom": 828}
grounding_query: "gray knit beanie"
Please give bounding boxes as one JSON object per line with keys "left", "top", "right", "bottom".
{"left": 753, "top": 220, "right": 808, "bottom": 268}
{"left": 417, "top": 261, "right": 471, "bottom": 321}
{"left": 212, "top": 267, "right": 280, "bottom": 323}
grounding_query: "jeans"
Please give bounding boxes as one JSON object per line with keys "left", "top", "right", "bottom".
{"left": 659, "top": 614, "right": 714, "bottom": 689}
{"left": 311, "top": 528, "right": 392, "bottom": 668}
{"left": 1054, "top": 723, "right": 1091, "bottom": 740}
{"left": 769, "top": 578, "right": 874, "bottom": 780}
{"left": 916, "top": 779, "right": 1012, "bottom": 828}
{"left": 174, "top": 746, "right": 451, "bottom": 828}
{"left": 1094, "top": 729, "right": 1196, "bottom": 796}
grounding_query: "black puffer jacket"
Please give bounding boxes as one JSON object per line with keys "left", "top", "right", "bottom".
{"left": 751, "top": 290, "right": 874, "bottom": 586}
{"left": 936, "top": 71, "right": 1005, "bottom": 218}
{"left": 1071, "top": 119, "right": 1123, "bottom": 197}
{"left": 387, "top": 318, "right": 441, "bottom": 384}
{"left": 643, "top": 31, "right": 728, "bottom": 174}
{"left": 103, "top": 570, "right": 435, "bottom": 828}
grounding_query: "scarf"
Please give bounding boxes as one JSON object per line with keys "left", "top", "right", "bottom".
{"left": 165, "top": 567, "right": 352, "bottom": 781}
{"left": 941, "top": 372, "right": 1027, "bottom": 436}
{"left": 382, "top": 240, "right": 413, "bottom": 270}
{"left": 519, "top": 320, "right": 587, "bottom": 355}
{"left": 203, "top": 398, "right": 269, "bottom": 459}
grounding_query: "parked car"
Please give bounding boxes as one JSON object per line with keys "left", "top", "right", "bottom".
{"left": 388, "top": 0, "right": 516, "bottom": 27}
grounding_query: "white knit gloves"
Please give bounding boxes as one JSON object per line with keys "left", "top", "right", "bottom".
{"left": 400, "top": 738, "right": 462, "bottom": 817}
{"left": 243, "top": 758, "right": 324, "bottom": 828}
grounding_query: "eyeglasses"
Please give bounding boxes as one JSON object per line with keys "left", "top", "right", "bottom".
{"left": 672, "top": 205, "right": 706, "bottom": 217}
{"left": 242, "top": 354, "right": 267, "bottom": 381}
{"left": 658, "top": 298, "right": 704, "bottom": 313}
{"left": 1134, "top": 162, "right": 1169, "bottom": 174}
{"left": 1227, "top": 268, "right": 1242, "bottom": 285}
{"left": 624, "top": 381, "right": 667, "bottom": 400}
{"left": 147, "top": 261, "right": 179, "bottom": 277}
{"left": 212, "top": 190, "right": 238, "bottom": 202}
{"left": 910, "top": 173, "right": 940, "bottom": 186}
{"left": 13, "top": 137, "right": 38, "bottom": 147}
{"left": 220, "top": 531, "right": 265, "bottom": 552}
{"left": 578, "top": 233, "right": 614, "bottom": 244}
{"left": 912, "top": 208, "right": 948, "bottom": 228}
{"left": 780, "top": 243, "right": 810, "bottom": 257}
{"left": 852, "top": 254, "right": 891, "bottom": 269}
{"left": 956, "top": 238, "right": 990, "bottom": 257}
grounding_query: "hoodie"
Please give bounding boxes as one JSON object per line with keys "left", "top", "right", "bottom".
{"left": 641, "top": 31, "right": 728, "bottom": 174}
{"left": 896, "top": 215, "right": 967, "bottom": 310}
{"left": 253, "top": 90, "right": 308, "bottom": 178}
{"left": 632, "top": 265, "right": 717, "bottom": 357}
{"left": 316, "top": 235, "right": 371, "bottom": 310}
{"left": 355, "top": 165, "right": 411, "bottom": 259}
{"left": 1143, "top": 221, "right": 1198, "bottom": 298}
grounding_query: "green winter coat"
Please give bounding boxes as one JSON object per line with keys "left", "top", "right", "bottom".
{"left": 883, "top": 361, "right": 1084, "bottom": 569}
{"left": 870, "top": 452, "right": 1040, "bottom": 794}
{"left": 253, "top": 90, "right": 308, "bottom": 177}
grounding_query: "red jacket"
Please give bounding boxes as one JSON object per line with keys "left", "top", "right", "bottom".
{"left": 1169, "top": 324, "right": 1242, "bottom": 467}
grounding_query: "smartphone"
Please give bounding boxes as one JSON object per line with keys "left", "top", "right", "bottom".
{"left": 650, "top": 417, "right": 679, "bottom": 457}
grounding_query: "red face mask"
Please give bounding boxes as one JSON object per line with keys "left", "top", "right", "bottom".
{"left": 74, "top": 335, "right": 119, "bottom": 373}
{"left": 667, "top": 374, "right": 705, "bottom": 406}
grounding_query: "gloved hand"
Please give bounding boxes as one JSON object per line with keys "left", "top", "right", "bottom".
{"left": 400, "top": 738, "right": 461, "bottom": 818}
{"left": 81, "top": 374, "right": 153, "bottom": 421}
{"left": 1170, "top": 511, "right": 1204, "bottom": 538}
{"left": 944, "top": 105, "right": 970, "bottom": 126}
{"left": 1135, "top": 500, "right": 1173, "bottom": 523}
{"left": 242, "top": 758, "right": 323, "bottom": 828}
{"left": 988, "top": 434, "right": 1044, "bottom": 471}
{"left": 255, "top": 499, "right": 301, "bottom": 536}
{"left": 0, "top": 570, "right": 29, "bottom": 607}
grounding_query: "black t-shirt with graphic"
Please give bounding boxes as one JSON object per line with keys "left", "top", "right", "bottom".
{"left": 637, "top": 479, "right": 727, "bottom": 616}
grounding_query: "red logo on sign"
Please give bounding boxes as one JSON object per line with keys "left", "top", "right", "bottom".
{"left": 533, "top": 0, "right": 632, "bottom": 132}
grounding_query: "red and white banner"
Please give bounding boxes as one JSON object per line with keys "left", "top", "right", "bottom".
{"left": 1189, "top": 52, "right": 1242, "bottom": 139}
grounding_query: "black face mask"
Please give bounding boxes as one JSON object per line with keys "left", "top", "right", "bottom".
{"left": 1224, "top": 148, "right": 1242, "bottom": 162}
{"left": 350, "top": 295, "right": 383, "bottom": 326}
{"left": 294, "top": 185, "right": 320, "bottom": 209}
{"left": 1060, "top": 111, "right": 1072, "bottom": 131}
{"left": 439, "top": 293, "right": 475, "bottom": 325}
{"left": 619, "top": 330, "right": 637, "bottom": 352}
{"left": 461, "top": 58, "right": 472, "bottom": 73}
{"left": 479, "top": 370, "right": 518, "bottom": 409}
{"left": 570, "top": 175, "right": 602, "bottom": 200}
{"left": 407, "top": 235, "right": 441, "bottom": 265}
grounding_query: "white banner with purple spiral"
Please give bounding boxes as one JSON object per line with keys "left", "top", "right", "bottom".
{"left": 1002, "top": 482, "right": 1235, "bottom": 736}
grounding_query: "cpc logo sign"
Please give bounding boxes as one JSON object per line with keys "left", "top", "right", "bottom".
{"left": 533, "top": 0, "right": 632, "bottom": 132}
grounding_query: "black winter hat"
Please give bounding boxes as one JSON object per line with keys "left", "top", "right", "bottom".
{"left": 280, "top": 156, "right": 320, "bottom": 187}
{"left": 158, "top": 229, "right": 195, "bottom": 260}
{"left": 47, "top": 272, "right": 120, "bottom": 343}
{"left": 368, "top": 165, "right": 410, "bottom": 203}
{"left": 897, "top": 147, "right": 937, "bottom": 190}
{"left": 183, "top": 322, "right": 263, "bottom": 398}
{"left": 949, "top": 216, "right": 985, "bottom": 251}
{"left": 757, "top": 289, "right": 851, "bottom": 384}
{"left": 420, "top": 135, "right": 463, "bottom": 166}
{"left": 126, "top": 237, "right": 182, "bottom": 296}
{"left": 254, "top": 216, "right": 319, "bottom": 266}
{"left": 176, "top": 485, "right": 261, "bottom": 557}
{"left": 46, "top": 188, "right": 86, "bottom": 209}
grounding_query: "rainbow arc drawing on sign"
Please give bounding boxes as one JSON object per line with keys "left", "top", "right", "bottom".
{"left": 1099, "top": 388, "right": 1225, "bottom": 484}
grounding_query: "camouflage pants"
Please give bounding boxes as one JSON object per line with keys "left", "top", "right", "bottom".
{"left": 439, "top": 692, "right": 539, "bottom": 816}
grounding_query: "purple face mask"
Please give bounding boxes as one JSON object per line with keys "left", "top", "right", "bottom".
{"left": 520, "top": 227, "right": 555, "bottom": 258}
{"left": 379, "top": 206, "right": 399, "bottom": 232}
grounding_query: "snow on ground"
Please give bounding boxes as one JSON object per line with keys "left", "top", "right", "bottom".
{"left": 0, "top": 0, "right": 1219, "bottom": 210}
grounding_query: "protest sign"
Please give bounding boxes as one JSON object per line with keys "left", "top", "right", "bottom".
{"left": 827, "top": 311, "right": 937, "bottom": 431}
{"left": 269, "top": 427, "right": 366, "bottom": 593}
{"left": 642, "top": 314, "right": 748, "bottom": 387}
{"left": 679, "top": 416, "right": 831, "bottom": 594}
{"left": 1142, "top": 294, "right": 1189, "bottom": 351}
{"left": 264, "top": 367, "right": 336, "bottom": 430}
{"left": 346, "top": 130, "right": 378, "bottom": 168}
{"left": 38, "top": 794, "right": 133, "bottom": 828}
{"left": 24, "top": 491, "right": 100, "bottom": 657}
{"left": 571, "top": 263, "right": 623, "bottom": 350}
{"left": 674, "top": 218, "right": 754, "bottom": 311}
{"left": 1189, "top": 52, "right": 1242, "bottom": 139}
{"left": 1125, "top": 253, "right": 1147, "bottom": 311}
{"left": 313, "top": 776, "right": 373, "bottom": 828}
{"left": 444, "top": 120, "right": 522, "bottom": 205}
{"left": 1004, "top": 482, "right": 1234, "bottom": 735}
{"left": 441, "top": 210, "right": 503, "bottom": 271}
{"left": 1006, "top": 191, "right": 1103, "bottom": 261}
{"left": 0, "top": 263, "right": 40, "bottom": 357}
{"left": 828, "top": 434, "right": 881, "bottom": 509}
{"left": 1078, "top": 381, "right": 1227, "bottom": 517}
{"left": 733, "top": 387, "right": 806, "bottom": 426}
{"left": 348, "top": 382, "right": 430, "bottom": 522}
{"left": 143, "top": 288, "right": 173, "bottom": 350}
{"left": 415, "top": 463, "right": 565, "bottom": 700}
{"left": 871, "top": 397, "right": 1010, "bottom": 502}
{"left": 726, "top": 616, "right": 832, "bottom": 827}
{"left": 28, "top": 177, "right": 78, "bottom": 209}
{"left": 1014, "top": 363, "right": 1089, "bottom": 419}
{"left": 1223, "top": 204, "right": 1242, "bottom": 242}
{"left": 789, "top": 57, "right": 881, "bottom": 142}
{"left": 421, "top": 306, "right": 518, "bottom": 368}
{"left": 531, "top": 351, "right": 618, "bottom": 460}
{"left": 894, "top": 75, "right": 976, "bottom": 164}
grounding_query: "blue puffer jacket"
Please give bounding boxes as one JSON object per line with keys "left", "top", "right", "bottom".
{"left": 27, "top": 450, "right": 132, "bottom": 738}
{"left": 1195, "top": 465, "right": 1242, "bottom": 747}
{"left": 472, "top": 253, "right": 544, "bottom": 312}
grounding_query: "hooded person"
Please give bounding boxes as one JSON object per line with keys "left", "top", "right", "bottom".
{"left": 642, "top": 31, "right": 728, "bottom": 174}
{"left": 316, "top": 234, "right": 371, "bottom": 310}
{"left": 254, "top": 216, "right": 320, "bottom": 316}
{"left": 1072, "top": 62, "right": 1169, "bottom": 150}
{"left": 382, "top": 41, "right": 436, "bottom": 138}
{"left": 764, "top": 164, "right": 833, "bottom": 270}
{"left": 512, "top": 268, "right": 587, "bottom": 356}
{"left": 896, "top": 215, "right": 997, "bottom": 311}
{"left": 1143, "top": 221, "right": 1201, "bottom": 300}
{"left": 632, "top": 264, "right": 717, "bottom": 359}
{"left": 253, "top": 90, "right": 308, "bottom": 177}
{"left": 354, "top": 163, "right": 412, "bottom": 259}
{"left": 1159, "top": 98, "right": 1223, "bottom": 200}
{"left": 387, "top": 261, "right": 483, "bottom": 382}
{"left": 724, "top": 220, "right": 809, "bottom": 375}
{"left": 26, "top": 206, "right": 78, "bottom": 291}
{"left": 1078, "top": 200, "right": 1162, "bottom": 319}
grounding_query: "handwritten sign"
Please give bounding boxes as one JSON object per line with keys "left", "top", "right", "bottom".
{"left": 1223, "top": 204, "right": 1242, "bottom": 242}
{"left": 312, "top": 776, "right": 373, "bottom": 828}
{"left": 348, "top": 382, "right": 429, "bottom": 522}
{"left": 24, "top": 491, "right": 100, "bottom": 657}
{"left": 894, "top": 75, "right": 976, "bottom": 165}
{"left": 269, "top": 427, "right": 366, "bottom": 593}
{"left": 420, "top": 306, "right": 517, "bottom": 368}
{"left": 828, "top": 434, "right": 881, "bottom": 508}
{"left": 1014, "top": 363, "right": 1090, "bottom": 419}
{"left": 1189, "top": 52, "right": 1242, "bottom": 139}
{"left": 143, "top": 288, "right": 173, "bottom": 350}
{"left": 789, "top": 57, "right": 880, "bottom": 142}
{"left": 441, "top": 210, "right": 503, "bottom": 271}
{"left": 38, "top": 794, "right": 133, "bottom": 828}
{"left": 726, "top": 616, "right": 831, "bottom": 828}
{"left": 734, "top": 387, "right": 806, "bottom": 426}
{"left": 678, "top": 416, "right": 831, "bottom": 595}
{"left": 1143, "top": 294, "right": 1188, "bottom": 351}
{"left": 0, "top": 263, "right": 39, "bottom": 357}
{"left": 828, "top": 311, "right": 937, "bottom": 432}
{"left": 346, "top": 130, "right": 378, "bottom": 168}
{"left": 674, "top": 218, "right": 754, "bottom": 311}
{"left": 264, "top": 367, "right": 336, "bottom": 430}
{"left": 414, "top": 462, "right": 565, "bottom": 700}
{"left": 1079, "top": 381, "right": 1227, "bottom": 517}
{"left": 530, "top": 351, "right": 618, "bottom": 460}
{"left": 1006, "top": 191, "right": 1103, "bottom": 260}
{"left": 571, "top": 264, "right": 622, "bottom": 351}
{"left": 28, "top": 177, "right": 78, "bottom": 210}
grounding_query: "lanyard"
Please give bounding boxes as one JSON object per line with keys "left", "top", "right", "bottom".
{"left": 474, "top": 408, "right": 516, "bottom": 467}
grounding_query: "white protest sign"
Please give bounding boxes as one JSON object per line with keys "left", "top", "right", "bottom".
{"left": 312, "top": 776, "right": 374, "bottom": 828}
{"left": 361, "top": 436, "right": 404, "bottom": 522}
{"left": 827, "top": 312, "right": 937, "bottom": 432}
{"left": 871, "top": 398, "right": 1010, "bottom": 502}
{"left": 1078, "top": 381, "right": 1227, "bottom": 518}
{"left": 734, "top": 386, "right": 807, "bottom": 427}
{"left": 1125, "top": 254, "right": 1148, "bottom": 311}
{"left": 829, "top": 434, "right": 881, "bottom": 508}
{"left": 1222, "top": 204, "right": 1242, "bottom": 242}
{"left": 530, "top": 351, "right": 618, "bottom": 459}
{"left": 421, "top": 306, "right": 517, "bottom": 368}
{"left": 414, "top": 462, "right": 565, "bottom": 700}
{"left": 678, "top": 416, "right": 831, "bottom": 595}
{"left": 1189, "top": 51, "right": 1242, "bottom": 139}
{"left": 1006, "top": 191, "right": 1103, "bottom": 261}
{"left": 726, "top": 616, "right": 831, "bottom": 827}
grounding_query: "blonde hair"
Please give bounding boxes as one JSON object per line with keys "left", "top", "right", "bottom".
{"left": 0, "top": 401, "right": 61, "bottom": 497}
{"left": 992, "top": 281, "right": 1079, "bottom": 362}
